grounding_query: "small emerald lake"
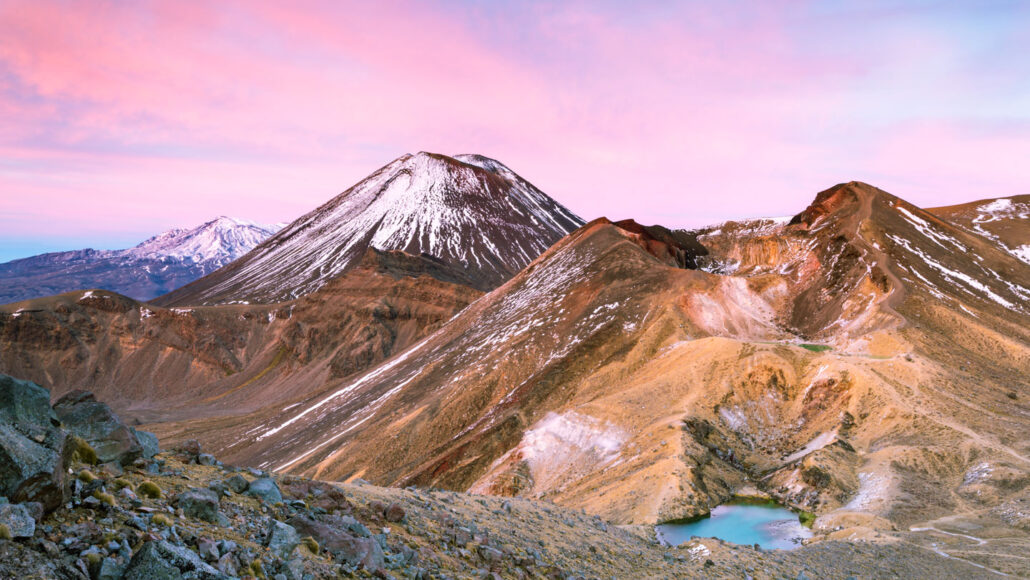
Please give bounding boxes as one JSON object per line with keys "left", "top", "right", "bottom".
{"left": 656, "top": 502, "right": 813, "bottom": 551}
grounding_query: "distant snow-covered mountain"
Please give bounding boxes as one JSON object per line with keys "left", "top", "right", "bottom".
{"left": 0, "top": 217, "right": 282, "bottom": 304}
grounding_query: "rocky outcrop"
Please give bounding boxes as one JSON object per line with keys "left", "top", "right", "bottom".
{"left": 1, "top": 376, "right": 159, "bottom": 513}
{"left": 612, "top": 218, "right": 707, "bottom": 269}
{"left": 287, "top": 514, "right": 385, "bottom": 570}
{"left": 175, "top": 487, "right": 222, "bottom": 524}
{"left": 0, "top": 375, "right": 72, "bottom": 512}
{"left": 54, "top": 390, "right": 144, "bottom": 466}
{"left": 123, "top": 539, "right": 224, "bottom": 579}
{"left": 0, "top": 374, "right": 58, "bottom": 427}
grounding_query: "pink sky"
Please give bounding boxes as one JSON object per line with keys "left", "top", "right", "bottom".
{"left": 1, "top": 1, "right": 1028, "bottom": 260}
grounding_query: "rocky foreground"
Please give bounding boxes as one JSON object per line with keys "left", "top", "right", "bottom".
{"left": 0, "top": 375, "right": 1008, "bottom": 579}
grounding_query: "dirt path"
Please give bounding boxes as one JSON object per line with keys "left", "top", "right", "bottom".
{"left": 908, "top": 522, "right": 1019, "bottom": 577}
{"left": 848, "top": 187, "right": 908, "bottom": 322}
{"left": 859, "top": 361, "right": 1030, "bottom": 468}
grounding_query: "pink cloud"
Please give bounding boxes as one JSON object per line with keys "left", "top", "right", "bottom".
{"left": 0, "top": 1, "right": 1027, "bottom": 249}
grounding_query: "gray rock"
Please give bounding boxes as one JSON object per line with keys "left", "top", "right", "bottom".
{"left": 133, "top": 429, "right": 161, "bottom": 459}
{"left": 215, "top": 552, "right": 238, "bottom": 576}
{"left": 0, "top": 375, "right": 57, "bottom": 428}
{"left": 176, "top": 487, "right": 221, "bottom": 523}
{"left": 197, "top": 538, "right": 220, "bottom": 562}
{"left": 96, "top": 557, "right": 126, "bottom": 580}
{"left": 197, "top": 453, "right": 216, "bottom": 466}
{"left": 103, "top": 466, "right": 128, "bottom": 484}
{"left": 337, "top": 515, "right": 371, "bottom": 538}
{"left": 225, "top": 474, "right": 249, "bottom": 494}
{"left": 20, "top": 500, "right": 43, "bottom": 523}
{"left": 282, "top": 558, "right": 305, "bottom": 580}
{"left": 246, "top": 477, "right": 282, "bottom": 504}
{"left": 123, "top": 540, "right": 226, "bottom": 580}
{"left": 450, "top": 526, "right": 473, "bottom": 545}
{"left": 53, "top": 390, "right": 142, "bottom": 466}
{"left": 0, "top": 502, "right": 36, "bottom": 537}
{"left": 266, "top": 519, "right": 301, "bottom": 559}
{"left": 207, "top": 480, "right": 228, "bottom": 497}
{"left": 0, "top": 422, "right": 71, "bottom": 511}
{"left": 287, "top": 514, "right": 384, "bottom": 570}
{"left": 123, "top": 542, "right": 184, "bottom": 580}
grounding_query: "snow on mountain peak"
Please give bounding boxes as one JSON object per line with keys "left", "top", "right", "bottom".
{"left": 158, "top": 152, "right": 585, "bottom": 305}
{"left": 124, "top": 217, "right": 282, "bottom": 265}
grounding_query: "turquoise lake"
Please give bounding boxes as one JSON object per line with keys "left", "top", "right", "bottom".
{"left": 656, "top": 503, "right": 813, "bottom": 550}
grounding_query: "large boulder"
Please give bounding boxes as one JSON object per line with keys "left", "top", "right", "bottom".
{"left": 133, "top": 429, "right": 161, "bottom": 459}
{"left": 0, "top": 375, "right": 57, "bottom": 428}
{"left": 287, "top": 514, "right": 384, "bottom": 570}
{"left": 53, "top": 390, "right": 142, "bottom": 465}
{"left": 225, "top": 474, "right": 249, "bottom": 494}
{"left": 123, "top": 540, "right": 226, "bottom": 580}
{"left": 175, "top": 488, "right": 221, "bottom": 523}
{"left": 246, "top": 477, "right": 282, "bottom": 504}
{"left": 0, "top": 423, "right": 71, "bottom": 511}
{"left": 265, "top": 519, "right": 300, "bottom": 559}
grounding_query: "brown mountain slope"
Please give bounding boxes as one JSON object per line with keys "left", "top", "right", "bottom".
{"left": 927, "top": 194, "right": 1030, "bottom": 265}
{"left": 190, "top": 183, "right": 1030, "bottom": 558}
{"left": 0, "top": 249, "right": 481, "bottom": 421}
{"left": 2, "top": 182, "right": 1028, "bottom": 572}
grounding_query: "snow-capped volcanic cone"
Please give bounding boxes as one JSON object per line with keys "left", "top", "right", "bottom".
{"left": 0, "top": 217, "right": 280, "bottom": 304}
{"left": 155, "top": 152, "right": 585, "bottom": 306}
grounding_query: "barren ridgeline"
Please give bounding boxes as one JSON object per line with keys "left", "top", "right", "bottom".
{"left": 2, "top": 157, "right": 1029, "bottom": 576}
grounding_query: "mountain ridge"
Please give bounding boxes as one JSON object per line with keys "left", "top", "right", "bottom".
{"left": 194, "top": 180, "right": 1029, "bottom": 537}
{"left": 0, "top": 171, "right": 1028, "bottom": 574}
{"left": 0, "top": 217, "right": 281, "bottom": 304}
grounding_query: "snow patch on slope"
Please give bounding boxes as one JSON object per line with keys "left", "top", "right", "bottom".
{"left": 886, "top": 233, "right": 1019, "bottom": 309}
{"left": 471, "top": 411, "right": 627, "bottom": 495}
{"left": 965, "top": 197, "right": 1030, "bottom": 264}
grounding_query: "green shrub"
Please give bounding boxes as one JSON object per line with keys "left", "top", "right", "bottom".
{"left": 151, "top": 513, "right": 173, "bottom": 527}
{"left": 93, "top": 490, "right": 116, "bottom": 506}
{"left": 301, "top": 536, "right": 320, "bottom": 555}
{"left": 68, "top": 436, "right": 98, "bottom": 465}
{"left": 77, "top": 469, "right": 97, "bottom": 483}
{"left": 798, "top": 511, "right": 816, "bottom": 528}
{"left": 137, "top": 481, "right": 162, "bottom": 499}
